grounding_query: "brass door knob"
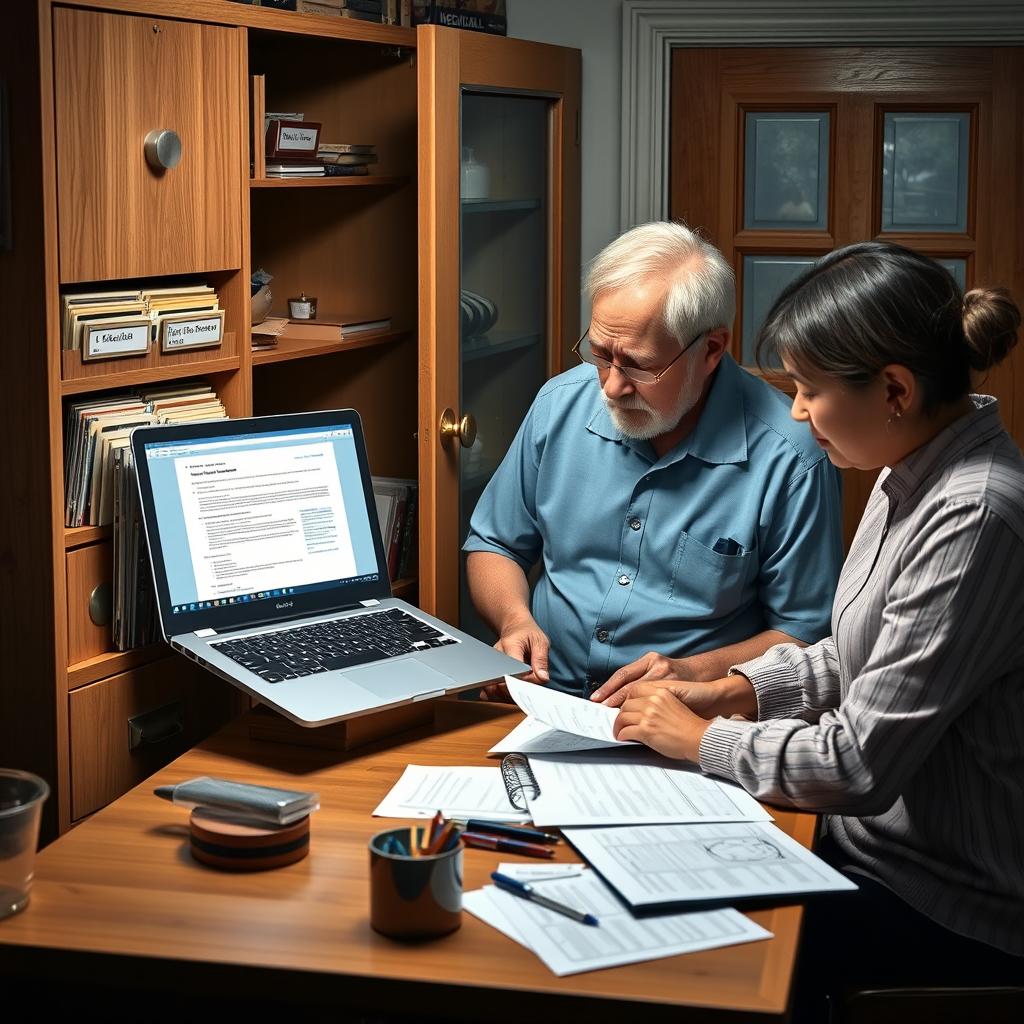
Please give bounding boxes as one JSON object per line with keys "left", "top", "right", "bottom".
{"left": 439, "top": 407, "right": 477, "bottom": 449}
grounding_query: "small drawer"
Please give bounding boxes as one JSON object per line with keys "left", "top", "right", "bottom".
{"left": 66, "top": 541, "right": 114, "bottom": 666}
{"left": 69, "top": 656, "right": 237, "bottom": 820}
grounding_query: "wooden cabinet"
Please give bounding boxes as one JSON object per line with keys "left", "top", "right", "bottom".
{"left": 417, "top": 28, "right": 581, "bottom": 628}
{"left": 53, "top": 8, "right": 245, "bottom": 283}
{"left": 3, "top": 1, "right": 579, "bottom": 842}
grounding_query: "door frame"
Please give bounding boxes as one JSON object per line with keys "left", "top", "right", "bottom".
{"left": 620, "top": 0, "right": 1024, "bottom": 229}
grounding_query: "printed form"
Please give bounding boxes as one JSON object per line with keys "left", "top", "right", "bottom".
{"left": 372, "top": 765, "right": 529, "bottom": 822}
{"left": 524, "top": 752, "right": 772, "bottom": 827}
{"left": 175, "top": 442, "right": 355, "bottom": 600}
{"left": 488, "top": 714, "right": 623, "bottom": 755}
{"left": 504, "top": 676, "right": 631, "bottom": 746}
{"left": 564, "top": 822, "right": 857, "bottom": 909}
{"left": 464, "top": 867, "right": 771, "bottom": 976}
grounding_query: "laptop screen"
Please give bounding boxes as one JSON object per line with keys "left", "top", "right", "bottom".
{"left": 132, "top": 411, "right": 390, "bottom": 637}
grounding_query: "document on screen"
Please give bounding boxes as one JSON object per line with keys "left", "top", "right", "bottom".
{"left": 174, "top": 441, "right": 356, "bottom": 600}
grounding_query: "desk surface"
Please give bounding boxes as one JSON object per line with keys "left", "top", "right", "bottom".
{"left": 0, "top": 701, "right": 814, "bottom": 1021}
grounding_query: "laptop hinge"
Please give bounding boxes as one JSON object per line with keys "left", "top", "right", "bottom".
{"left": 359, "top": 599, "right": 381, "bottom": 607}
{"left": 194, "top": 627, "right": 217, "bottom": 637}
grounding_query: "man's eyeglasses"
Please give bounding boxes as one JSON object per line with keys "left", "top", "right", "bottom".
{"left": 572, "top": 329, "right": 706, "bottom": 385}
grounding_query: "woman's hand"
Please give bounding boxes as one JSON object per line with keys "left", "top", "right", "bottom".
{"left": 589, "top": 651, "right": 688, "bottom": 703}
{"left": 612, "top": 683, "right": 713, "bottom": 762}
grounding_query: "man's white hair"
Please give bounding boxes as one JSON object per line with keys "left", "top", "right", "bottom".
{"left": 585, "top": 221, "right": 736, "bottom": 347}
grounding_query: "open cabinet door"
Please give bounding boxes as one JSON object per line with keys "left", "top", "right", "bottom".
{"left": 417, "top": 27, "right": 580, "bottom": 630}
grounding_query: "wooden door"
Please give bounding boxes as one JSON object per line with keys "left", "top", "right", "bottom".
{"left": 418, "top": 28, "right": 580, "bottom": 627}
{"left": 53, "top": 8, "right": 245, "bottom": 282}
{"left": 670, "top": 48, "right": 1024, "bottom": 547}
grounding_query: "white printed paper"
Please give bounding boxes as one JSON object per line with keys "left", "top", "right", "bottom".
{"left": 488, "top": 714, "right": 622, "bottom": 755}
{"left": 496, "top": 861, "right": 587, "bottom": 882}
{"left": 524, "top": 751, "right": 772, "bottom": 827}
{"left": 564, "top": 821, "right": 857, "bottom": 908}
{"left": 372, "top": 765, "right": 529, "bottom": 822}
{"left": 464, "top": 869, "right": 771, "bottom": 976}
{"left": 505, "top": 676, "right": 632, "bottom": 746}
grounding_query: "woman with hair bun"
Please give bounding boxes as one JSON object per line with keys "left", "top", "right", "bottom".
{"left": 597, "top": 242, "right": 1024, "bottom": 1013}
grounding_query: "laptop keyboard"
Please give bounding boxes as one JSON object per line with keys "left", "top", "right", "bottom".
{"left": 211, "top": 608, "right": 458, "bottom": 684}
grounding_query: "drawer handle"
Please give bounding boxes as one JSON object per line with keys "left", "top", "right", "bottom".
{"left": 144, "top": 128, "right": 182, "bottom": 172}
{"left": 128, "top": 701, "right": 184, "bottom": 752}
{"left": 89, "top": 582, "right": 113, "bottom": 627}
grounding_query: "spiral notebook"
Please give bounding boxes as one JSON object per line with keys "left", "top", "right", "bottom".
{"left": 498, "top": 750, "right": 771, "bottom": 828}
{"left": 500, "top": 753, "right": 541, "bottom": 812}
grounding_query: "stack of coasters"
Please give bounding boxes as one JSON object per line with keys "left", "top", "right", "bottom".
{"left": 189, "top": 809, "right": 311, "bottom": 872}
{"left": 154, "top": 776, "right": 319, "bottom": 872}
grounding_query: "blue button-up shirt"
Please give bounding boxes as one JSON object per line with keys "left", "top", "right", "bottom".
{"left": 464, "top": 354, "right": 843, "bottom": 695}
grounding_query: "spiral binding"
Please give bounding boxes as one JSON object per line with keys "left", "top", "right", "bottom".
{"left": 500, "top": 752, "right": 540, "bottom": 812}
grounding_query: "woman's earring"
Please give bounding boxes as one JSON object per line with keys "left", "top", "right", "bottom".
{"left": 886, "top": 408, "right": 903, "bottom": 428}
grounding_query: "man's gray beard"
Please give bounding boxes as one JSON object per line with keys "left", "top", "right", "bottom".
{"left": 604, "top": 361, "right": 702, "bottom": 441}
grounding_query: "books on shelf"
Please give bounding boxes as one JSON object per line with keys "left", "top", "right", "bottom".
{"left": 266, "top": 162, "right": 326, "bottom": 177}
{"left": 64, "top": 382, "right": 229, "bottom": 653}
{"left": 251, "top": 316, "right": 289, "bottom": 350}
{"left": 273, "top": 315, "right": 393, "bottom": 344}
{"left": 372, "top": 476, "right": 417, "bottom": 581}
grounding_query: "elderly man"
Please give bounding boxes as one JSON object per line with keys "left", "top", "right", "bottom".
{"left": 464, "top": 221, "right": 842, "bottom": 697}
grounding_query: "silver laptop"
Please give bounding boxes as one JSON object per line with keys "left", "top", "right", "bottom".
{"left": 131, "top": 409, "right": 527, "bottom": 726}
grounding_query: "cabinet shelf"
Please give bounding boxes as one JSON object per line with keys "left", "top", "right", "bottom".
{"left": 391, "top": 577, "right": 417, "bottom": 600}
{"left": 462, "top": 330, "right": 542, "bottom": 362}
{"left": 67, "top": 644, "right": 167, "bottom": 691}
{"left": 252, "top": 329, "right": 407, "bottom": 366}
{"left": 251, "top": 176, "right": 408, "bottom": 189}
{"left": 65, "top": 525, "right": 112, "bottom": 550}
{"left": 461, "top": 198, "right": 542, "bottom": 214}
{"left": 60, "top": 354, "right": 241, "bottom": 396}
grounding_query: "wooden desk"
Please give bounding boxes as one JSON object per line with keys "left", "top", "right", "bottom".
{"left": 0, "top": 702, "right": 814, "bottom": 1021}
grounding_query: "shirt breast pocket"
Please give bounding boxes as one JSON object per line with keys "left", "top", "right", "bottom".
{"left": 669, "top": 531, "right": 754, "bottom": 617}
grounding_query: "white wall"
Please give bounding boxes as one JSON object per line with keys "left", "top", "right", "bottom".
{"left": 507, "top": 0, "right": 623, "bottom": 327}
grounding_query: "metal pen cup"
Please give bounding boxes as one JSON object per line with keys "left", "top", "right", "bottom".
{"left": 368, "top": 826, "right": 463, "bottom": 939}
{"left": 0, "top": 769, "right": 50, "bottom": 920}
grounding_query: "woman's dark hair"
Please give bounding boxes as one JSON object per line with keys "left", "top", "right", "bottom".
{"left": 756, "top": 241, "right": 1021, "bottom": 412}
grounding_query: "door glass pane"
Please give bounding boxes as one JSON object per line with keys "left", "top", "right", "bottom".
{"left": 744, "top": 112, "right": 830, "bottom": 231}
{"left": 881, "top": 112, "right": 970, "bottom": 233}
{"left": 459, "top": 92, "right": 549, "bottom": 639}
{"left": 741, "top": 255, "right": 817, "bottom": 365}
{"left": 937, "top": 257, "right": 967, "bottom": 291}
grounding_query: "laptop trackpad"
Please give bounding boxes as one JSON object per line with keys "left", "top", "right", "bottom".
{"left": 344, "top": 660, "right": 455, "bottom": 701}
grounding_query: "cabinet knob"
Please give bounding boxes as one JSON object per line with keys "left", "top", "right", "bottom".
{"left": 144, "top": 129, "right": 182, "bottom": 171}
{"left": 439, "top": 407, "right": 477, "bottom": 449}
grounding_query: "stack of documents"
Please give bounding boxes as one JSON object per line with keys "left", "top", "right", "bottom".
{"left": 464, "top": 862, "right": 772, "bottom": 976}
{"left": 61, "top": 283, "right": 219, "bottom": 352}
{"left": 64, "top": 383, "right": 227, "bottom": 528}
{"left": 490, "top": 677, "right": 857, "bottom": 905}
{"left": 64, "top": 383, "right": 227, "bottom": 652}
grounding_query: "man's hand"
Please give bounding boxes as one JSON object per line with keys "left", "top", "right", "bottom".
{"left": 612, "top": 683, "right": 712, "bottom": 762}
{"left": 479, "top": 618, "right": 550, "bottom": 702}
{"left": 589, "top": 651, "right": 688, "bottom": 703}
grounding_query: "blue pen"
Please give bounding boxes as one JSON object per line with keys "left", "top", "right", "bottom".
{"left": 491, "top": 871, "right": 599, "bottom": 926}
{"left": 391, "top": 834, "right": 409, "bottom": 857}
{"left": 456, "top": 819, "right": 560, "bottom": 844}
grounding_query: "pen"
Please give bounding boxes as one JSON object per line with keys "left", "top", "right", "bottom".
{"left": 454, "top": 820, "right": 560, "bottom": 845}
{"left": 426, "top": 820, "right": 457, "bottom": 855}
{"left": 461, "top": 832, "right": 555, "bottom": 859}
{"left": 491, "top": 871, "right": 599, "bottom": 926}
